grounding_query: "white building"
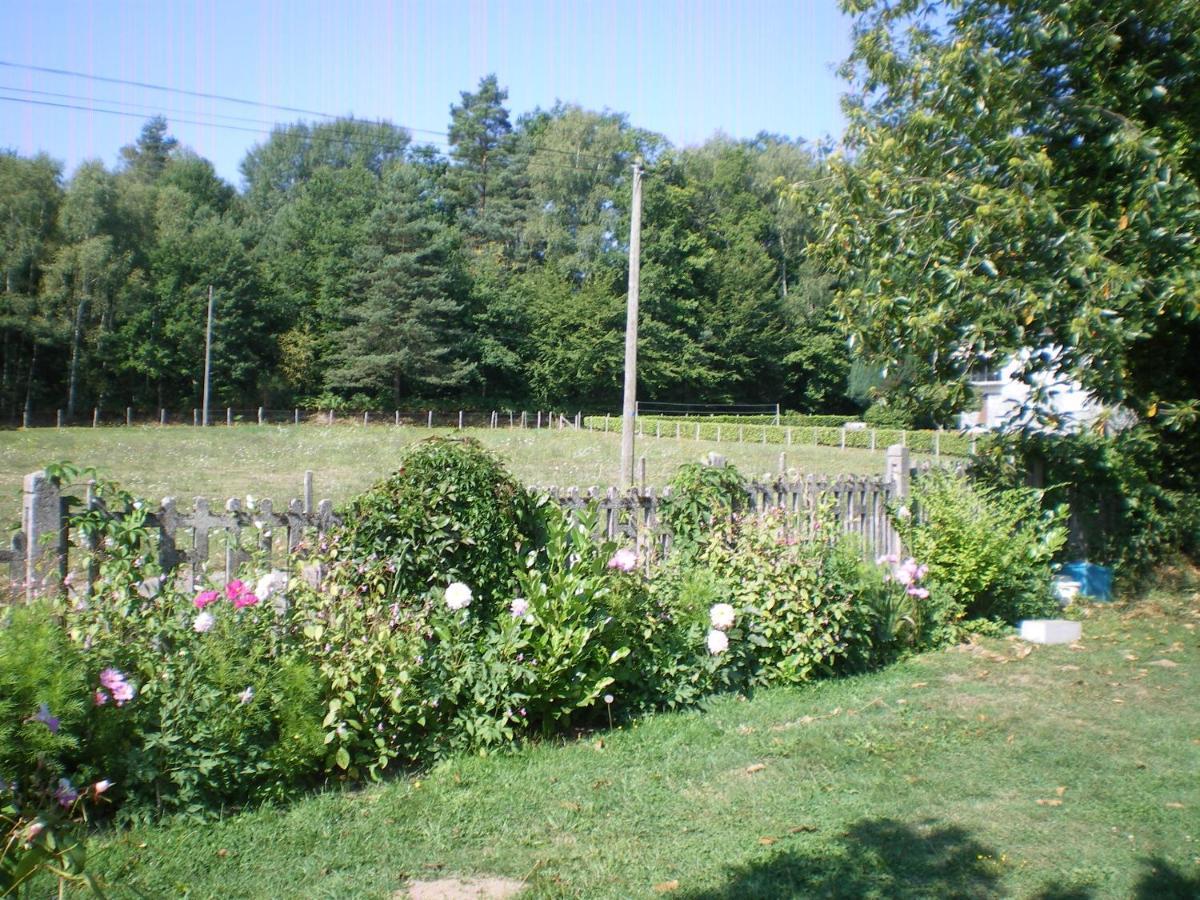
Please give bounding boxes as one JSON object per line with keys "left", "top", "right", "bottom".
{"left": 958, "top": 354, "right": 1104, "bottom": 432}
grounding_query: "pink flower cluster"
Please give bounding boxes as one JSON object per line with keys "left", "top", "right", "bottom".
{"left": 607, "top": 548, "right": 638, "bottom": 573}
{"left": 95, "top": 667, "right": 135, "bottom": 706}
{"left": 194, "top": 580, "right": 260, "bottom": 611}
{"left": 877, "top": 554, "right": 930, "bottom": 599}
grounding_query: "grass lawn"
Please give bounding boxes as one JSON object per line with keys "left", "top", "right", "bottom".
{"left": 78, "top": 579, "right": 1200, "bottom": 898}
{"left": 0, "top": 425, "right": 919, "bottom": 526}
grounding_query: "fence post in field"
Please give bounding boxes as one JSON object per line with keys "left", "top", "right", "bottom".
{"left": 258, "top": 407, "right": 264, "bottom": 426}
{"left": 457, "top": 410, "right": 463, "bottom": 430}
{"left": 813, "top": 427, "right": 819, "bottom": 446}
{"left": 870, "top": 429, "right": 876, "bottom": 451}
{"left": 364, "top": 411, "right": 369, "bottom": 426}
{"left": 160, "top": 409, "right": 166, "bottom": 426}
{"left": 786, "top": 427, "right": 792, "bottom": 446}
{"left": 655, "top": 421, "right": 661, "bottom": 439}
{"left": 604, "top": 413, "right": 610, "bottom": 432}
{"left": 840, "top": 427, "right": 846, "bottom": 450}
{"left": 637, "top": 455, "right": 647, "bottom": 488}
{"left": 675, "top": 422, "right": 681, "bottom": 440}
{"left": 22, "top": 470, "right": 65, "bottom": 600}
{"left": 328, "top": 409, "right": 334, "bottom": 426}
{"left": 227, "top": 407, "right": 233, "bottom": 427}
{"left": 521, "top": 411, "right": 527, "bottom": 429}
{"left": 126, "top": 407, "right": 133, "bottom": 427}
{"left": 92, "top": 408, "right": 99, "bottom": 428}
{"left": 537, "top": 411, "right": 542, "bottom": 430}
{"left": 304, "top": 470, "right": 314, "bottom": 515}
{"left": 193, "top": 409, "right": 199, "bottom": 427}
{"left": 509, "top": 410, "right": 514, "bottom": 428}
{"left": 56, "top": 410, "right": 63, "bottom": 429}
{"left": 427, "top": 410, "right": 433, "bottom": 428}
{"left": 738, "top": 426, "right": 744, "bottom": 443}
{"left": 575, "top": 412, "right": 581, "bottom": 429}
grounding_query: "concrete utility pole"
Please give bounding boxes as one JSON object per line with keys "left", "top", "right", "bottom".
{"left": 202, "top": 284, "right": 214, "bottom": 426}
{"left": 620, "top": 160, "right": 644, "bottom": 488}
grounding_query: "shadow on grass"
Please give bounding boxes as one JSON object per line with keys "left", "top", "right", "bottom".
{"left": 1134, "top": 856, "right": 1200, "bottom": 899}
{"left": 681, "top": 817, "right": 1003, "bottom": 899}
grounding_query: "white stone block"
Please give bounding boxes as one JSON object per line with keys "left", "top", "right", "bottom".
{"left": 1019, "top": 619, "right": 1082, "bottom": 644}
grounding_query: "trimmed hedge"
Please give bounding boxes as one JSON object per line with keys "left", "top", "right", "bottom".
{"left": 583, "top": 415, "right": 985, "bottom": 458}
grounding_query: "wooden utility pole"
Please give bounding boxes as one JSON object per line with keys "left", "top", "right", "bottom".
{"left": 620, "top": 160, "right": 644, "bottom": 487}
{"left": 202, "top": 284, "right": 214, "bottom": 426}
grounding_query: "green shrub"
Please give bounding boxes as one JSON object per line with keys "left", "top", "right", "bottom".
{"left": 698, "top": 512, "right": 867, "bottom": 685}
{"left": 659, "top": 462, "right": 749, "bottom": 557}
{"left": 66, "top": 575, "right": 327, "bottom": 821}
{"left": 975, "top": 428, "right": 1199, "bottom": 581}
{"left": 326, "top": 437, "right": 541, "bottom": 619}
{"left": 896, "top": 470, "right": 1066, "bottom": 633}
{"left": 294, "top": 500, "right": 641, "bottom": 774}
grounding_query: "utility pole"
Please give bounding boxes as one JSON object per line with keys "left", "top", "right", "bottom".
{"left": 202, "top": 284, "right": 214, "bottom": 426}
{"left": 620, "top": 160, "right": 644, "bottom": 488}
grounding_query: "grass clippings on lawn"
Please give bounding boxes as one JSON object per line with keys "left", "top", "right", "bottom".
{"left": 76, "top": 578, "right": 1200, "bottom": 899}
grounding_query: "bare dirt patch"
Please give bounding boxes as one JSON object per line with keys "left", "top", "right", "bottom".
{"left": 398, "top": 876, "right": 525, "bottom": 899}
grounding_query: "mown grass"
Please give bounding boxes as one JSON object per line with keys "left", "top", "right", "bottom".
{"left": 0, "top": 425, "right": 921, "bottom": 526}
{"left": 76, "top": 580, "right": 1200, "bottom": 898}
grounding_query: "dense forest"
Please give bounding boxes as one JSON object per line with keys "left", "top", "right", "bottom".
{"left": 0, "top": 76, "right": 862, "bottom": 421}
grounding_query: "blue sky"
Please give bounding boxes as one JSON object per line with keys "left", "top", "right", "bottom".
{"left": 1, "top": 0, "right": 854, "bottom": 187}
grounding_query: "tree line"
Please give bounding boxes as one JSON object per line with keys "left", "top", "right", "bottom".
{"left": 0, "top": 77, "right": 858, "bottom": 422}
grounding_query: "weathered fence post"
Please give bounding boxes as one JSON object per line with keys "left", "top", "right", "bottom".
{"left": 885, "top": 444, "right": 910, "bottom": 497}
{"left": 304, "top": 470, "right": 314, "bottom": 515}
{"left": 56, "top": 410, "right": 63, "bottom": 429}
{"left": 328, "top": 409, "right": 334, "bottom": 426}
{"left": 884, "top": 444, "right": 911, "bottom": 557}
{"left": 363, "top": 411, "right": 369, "bottom": 426}
{"left": 509, "top": 411, "right": 514, "bottom": 428}
{"left": 258, "top": 407, "right": 264, "bottom": 426}
{"left": 575, "top": 412, "right": 581, "bottom": 430}
{"left": 227, "top": 407, "right": 233, "bottom": 427}
{"left": 22, "top": 408, "right": 30, "bottom": 429}
{"left": 427, "top": 410, "right": 433, "bottom": 428}
{"left": 126, "top": 407, "right": 133, "bottom": 427}
{"left": 604, "top": 413, "right": 610, "bottom": 432}
{"left": 396, "top": 410, "right": 401, "bottom": 427}
{"left": 92, "top": 408, "right": 99, "bottom": 428}
{"left": 870, "top": 429, "right": 876, "bottom": 451}
{"left": 296, "top": 408, "right": 301, "bottom": 426}
{"left": 458, "top": 410, "right": 464, "bottom": 430}
{"left": 637, "top": 455, "right": 647, "bottom": 488}
{"left": 655, "top": 421, "right": 661, "bottom": 439}
{"left": 193, "top": 409, "right": 199, "bottom": 427}
{"left": 840, "top": 427, "right": 846, "bottom": 450}
{"left": 23, "top": 470, "right": 65, "bottom": 599}
{"left": 537, "top": 411, "right": 542, "bottom": 429}
{"left": 521, "top": 411, "right": 527, "bottom": 429}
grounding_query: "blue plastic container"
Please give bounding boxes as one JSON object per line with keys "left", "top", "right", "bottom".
{"left": 1059, "top": 562, "right": 1114, "bottom": 601}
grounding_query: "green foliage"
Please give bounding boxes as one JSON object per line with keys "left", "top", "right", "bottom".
{"left": 659, "top": 462, "right": 749, "bottom": 555}
{"left": 863, "top": 402, "right": 915, "bottom": 429}
{"left": 977, "top": 428, "right": 1200, "bottom": 579}
{"left": 896, "top": 471, "right": 1066, "bottom": 632}
{"left": 697, "top": 512, "right": 867, "bottom": 685}
{"left": 0, "top": 604, "right": 89, "bottom": 785}
{"left": 818, "top": 0, "right": 1200, "bottom": 431}
{"left": 326, "top": 438, "right": 540, "bottom": 618}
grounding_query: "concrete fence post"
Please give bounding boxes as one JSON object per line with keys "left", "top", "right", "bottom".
{"left": 56, "top": 410, "right": 63, "bottom": 429}
{"left": 884, "top": 443, "right": 911, "bottom": 558}
{"left": 126, "top": 407, "right": 133, "bottom": 427}
{"left": 258, "top": 407, "right": 264, "bottom": 426}
{"left": 23, "top": 470, "right": 65, "bottom": 599}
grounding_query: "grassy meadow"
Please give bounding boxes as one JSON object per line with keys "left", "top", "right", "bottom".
{"left": 72, "top": 579, "right": 1200, "bottom": 898}
{"left": 0, "top": 423, "right": 918, "bottom": 526}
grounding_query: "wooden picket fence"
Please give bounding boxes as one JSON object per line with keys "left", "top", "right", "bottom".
{"left": 7, "top": 447, "right": 921, "bottom": 600}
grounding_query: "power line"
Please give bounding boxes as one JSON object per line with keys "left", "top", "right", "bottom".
{"left": 0, "top": 59, "right": 625, "bottom": 167}
{"left": 0, "top": 93, "right": 624, "bottom": 180}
